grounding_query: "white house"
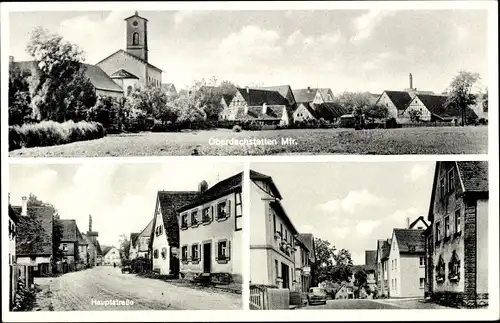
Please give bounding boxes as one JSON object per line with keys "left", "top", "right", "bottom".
{"left": 375, "top": 91, "right": 413, "bottom": 120}
{"left": 388, "top": 225, "right": 427, "bottom": 298}
{"left": 402, "top": 94, "right": 478, "bottom": 124}
{"left": 177, "top": 173, "right": 244, "bottom": 283}
{"left": 102, "top": 246, "right": 121, "bottom": 266}
{"left": 250, "top": 170, "right": 298, "bottom": 289}
{"left": 150, "top": 191, "right": 200, "bottom": 275}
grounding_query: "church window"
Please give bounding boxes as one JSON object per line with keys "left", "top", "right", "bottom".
{"left": 133, "top": 32, "right": 140, "bottom": 45}
{"left": 127, "top": 86, "right": 132, "bottom": 96}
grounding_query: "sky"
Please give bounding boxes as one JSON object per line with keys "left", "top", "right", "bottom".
{"left": 9, "top": 162, "right": 243, "bottom": 248}
{"left": 251, "top": 162, "right": 435, "bottom": 265}
{"left": 8, "top": 9, "right": 488, "bottom": 94}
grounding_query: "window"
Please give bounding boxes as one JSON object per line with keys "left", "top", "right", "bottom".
{"left": 395, "top": 278, "right": 397, "bottom": 290}
{"left": 436, "top": 255, "right": 445, "bottom": 282}
{"left": 448, "top": 250, "right": 460, "bottom": 282}
{"left": 235, "top": 192, "right": 242, "bottom": 231}
{"left": 436, "top": 221, "right": 442, "bottom": 243}
{"left": 191, "top": 244, "right": 199, "bottom": 261}
{"left": 275, "top": 259, "right": 279, "bottom": 279}
{"left": 217, "top": 240, "right": 230, "bottom": 261}
{"left": 419, "top": 278, "right": 425, "bottom": 289}
{"left": 156, "top": 225, "right": 163, "bottom": 236}
{"left": 127, "top": 86, "right": 132, "bottom": 96}
{"left": 132, "top": 32, "right": 139, "bottom": 45}
{"left": 153, "top": 249, "right": 159, "bottom": 259}
{"left": 181, "top": 246, "right": 188, "bottom": 261}
{"left": 181, "top": 214, "right": 188, "bottom": 229}
{"left": 395, "top": 259, "right": 397, "bottom": 270}
{"left": 420, "top": 257, "right": 425, "bottom": 267}
{"left": 202, "top": 207, "right": 212, "bottom": 223}
{"left": 447, "top": 169, "right": 455, "bottom": 193}
{"left": 217, "top": 200, "right": 229, "bottom": 220}
{"left": 440, "top": 177, "right": 445, "bottom": 198}
{"left": 161, "top": 247, "right": 167, "bottom": 260}
{"left": 444, "top": 215, "right": 450, "bottom": 238}
{"left": 273, "top": 213, "right": 276, "bottom": 233}
{"left": 191, "top": 210, "right": 199, "bottom": 226}
{"left": 62, "top": 244, "right": 68, "bottom": 252}
{"left": 455, "top": 210, "right": 461, "bottom": 234}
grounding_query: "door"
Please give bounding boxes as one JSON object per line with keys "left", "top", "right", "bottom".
{"left": 281, "top": 263, "right": 290, "bottom": 289}
{"left": 203, "top": 243, "right": 211, "bottom": 273}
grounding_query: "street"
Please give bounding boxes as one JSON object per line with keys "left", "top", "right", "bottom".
{"left": 34, "top": 266, "right": 242, "bottom": 311}
{"left": 301, "top": 298, "right": 449, "bottom": 309}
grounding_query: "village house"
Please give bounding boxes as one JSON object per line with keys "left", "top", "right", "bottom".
{"left": 375, "top": 238, "right": 392, "bottom": 297}
{"left": 9, "top": 196, "right": 20, "bottom": 309}
{"left": 96, "top": 11, "right": 163, "bottom": 91}
{"left": 335, "top": 282, "right": 355, "bottom": 299}
{"left": 375, "top": 90, "right": 413, "bottom": 121}
{"left": 220, "top": 87, "right": 291, "bottom": 126}
{"left": 250, "top": 170, "right": 298, "bottom": 289}
{"left": 402, "top": 94, "right": 478, "bottom": 123}
{"left": 77, "top": 231, "right": 88, "bottom": 269}
{"left": 293, "top": 87, "right": 334, "bottom": 105}
{"left": 292, "top": 102, "right": 346, "bottom": 124}
{"left": 260, "top": 85, "right": 297, "bottom": 107}
{"left": 177, "top": 173, "right": 243, "bottom": 284}
{"left": 15, "top": 196, "right": 54, "bottom": 279}
{"left": 293, "top": 233, "right": 315, "bottom": 294}
{"left": 150, "top": 190, "right": 200, "bottom": 276}
{"left": 137, "top": 220, "right": 153, "bottom": 258}
{"left": 129, "top": 232, "right": 140, "bottom": 260}
{"left": 102, "top": 246, "right": 122, "bottom": 266}
{"left": 59, "top": 219, "right": 85, "bottom": 272}
{"left": 86, "top": 215, "right": 102, "bottom": 266}
{"left": 424, "top": 161, "right": 488, "bottom": 308}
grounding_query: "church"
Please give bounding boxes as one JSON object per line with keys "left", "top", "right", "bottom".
{"left": 96, "top": 11, "right": 163, "bottom": 96}
{"left": 12, "top": 11, "right": 164, "bottom": 99}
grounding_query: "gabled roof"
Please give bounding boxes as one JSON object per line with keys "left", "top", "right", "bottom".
{"left": 124, "top": 11, "right": 149, "bottom": 22}
{"left": 369, "top": 93, "right": 381, "bottom": 105}
{"left": 293, "top": 88, "right": 332, "bottom": 103}
{"left": 393, "top": 229, "right": 425, "bottom": 254}
{"left": 378, "top": 238, "right": 392, "bottom": 261}
{"left": 381, "top": 91, "right": 413, "bottom": 110}
{"left": 87, "top": 235, "right": 102, "bottom": 255}
{"left": 110, "top": 69, "right": 139, "bottom": 79}
{"left": 250, "top": 170, "right": 283, "bottom": 199}
{"left": 297, "top": 233, "right": 316, "bottom": 263}
{"left": 102, "top": 246, "right": 114, "bottom": 256}
{"left": 16, "top": 205, "right": 54, "bottom": 256}
{"left": 60, "top": 219, "right": 79, "bottom": 242}
{"left": 9, "top": 205, "right": 20, "bottom": 223}
{"left": 96, "top": 49, "right": 162, "bottom": 72}
{"left": 153, "top": 191, "right": 200, "bottom": 248}
{"left": 300, "top": 102, "right": 346, "bottom": 121}
{"left": 178, "top": 172, "right": 243, "bottom": 212}
{"left": 428, "top": 161, "right": 488, "bottom": 222}
{"left": 130, "top": 233, "right": 140, "bottom": 248}
{"left": 416, "top": 94, "right": 477, "bottom": 120}
{"left": 78, "top": 230, "right": 88, "bottom": 245}
{"left": 13, "top": 61, "right": 123, "bottom": 93}
{"left": 260, "top": 85, "right": 295, "bottom": 103}
{"left": 456, "top": 161, "right": 489, "bottom": 193}
{"left": 365, "top": 250, "right": 377, "bottom": 266}
{"left": 139, "top": 219, "right": 154, "bottom": 237}
{"left": 236, "top": 87, "right": 289, "bottom": 106}
{"left": 161, "top": 83, "right": 177, "bottom": 94}
{"left": 408, "top": 216, "right": 429, "bottom": 229}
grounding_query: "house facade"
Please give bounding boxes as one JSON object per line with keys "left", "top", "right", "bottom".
{"left": 150, "top": 191, "right": 200, "bottom": 275}
{"left": 129, "top": 233, "right": 140, "bottom": 260}
{"left": 375, "top": 91, "right": 413, "bottom": 121}
{"left": 293, "top": 234, "right": 314, "bottom": 294}
{"left": 402, "top": 94, "right": 477, "bottom": 123}
{"left": 335, "top": 282, "right": 355, "bottom": 299}
{"left": 59, "top": 219, "right": 83, "bottom": 272}
{"left": 293, "top": 102, "right": 346, "bottom": 124}
{"left": 177, "top": 173, "right": 244, "bottom": 283}
{"left": 250, "top": 170, "right": 298, "bottom": 289}
{"left": 137, "top": 220, "right": 153, "bottom": 258}
{"left": 388, "top": 228, "right": 426, "bottom": 298}
{"left": 77, "top": 229, "right": 88, "bottom": 269}
{"left": 220, "top": 87, "right": 291, "bottom": 126}
{"left": 425, "top": 161, "right": 488, "bottom": 307}
{"left": 102, "top": 246, "right": 122, "bottom": 266}
{"left": 376, "top": 238, "right": 391, "bottom": 297}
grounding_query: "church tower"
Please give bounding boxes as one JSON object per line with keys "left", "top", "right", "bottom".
{"left": 125, "top": 11, "right": 148, "bottom": 62}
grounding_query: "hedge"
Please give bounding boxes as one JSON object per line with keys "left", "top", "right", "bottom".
{"left": 9, "top": 120, "right": 106, "bottom": 151}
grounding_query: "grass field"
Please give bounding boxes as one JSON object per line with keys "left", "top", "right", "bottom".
{"left": 9, "top": 126, "right": 488, "bottom": 157}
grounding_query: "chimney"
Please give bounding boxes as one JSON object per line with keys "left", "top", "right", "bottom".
{"left": 406, "top": 217, "right": 410, "bottom": 229}
{"left": 198, "top": 180, "right": 208, "bottom": 193}
{"left": 262, "top": 102, "right": 268, "bottom": 115}
{"left": 9, "top": 56, "right": 14, "bottom": 63}
{"left": 409, "top": 73, "right": 413, "bottom": 90}
{"left": 21, "top": 196, "right": 28, "bottom": 216}
{"left": 89, "top": 214, "right": 92, "bottom": 232}
{"left": 246, "top": 86, "right": 250, "bottom": 94}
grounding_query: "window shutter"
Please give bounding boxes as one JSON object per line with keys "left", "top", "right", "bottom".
{"left": 228, "top": 240, "right": 231, "bottom": 260}
{"left": 211, "top": 206, "right": 214, "bottom": 221}
{"left": 228, "top": 200, "right": 231, "bottom": 217}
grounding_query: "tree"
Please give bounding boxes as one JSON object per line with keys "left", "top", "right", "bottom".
{"left": 26, "top": 26, "right": 96, "bottom": 122}
{"left": 408, "top": 109, "right": 422, "bottom": 123}
{"left": 9, "top": 62, "right": 33, "bottom": 125}
{"left": 354, "top": 269, "right": 368, "bottom": 289}
{"left": 173, "top": 93, "right": 206, "bottom": 124}
{"left": 119, "top": 234, "right": 130, "bottom": 261}
{"left": 336, "top": 92, "right": 372, "bottom": 114}
{"left": 87, "top": 95, "right": 124, "bottom": 132}
{"left": 482, "top": 88, "right": 488, "bottom": 112}
{"left": 444, "top": 70, "right": 480, "bottom": 126}
{"left": 355, "top": 104, "right": 389, "bottom": 124}
{"left": 187, "top": 77, "right": 237, "bottom": 120}
{"left": 332, "top": 248, "right": 353, "bottom": 282}
{"left": 310, "top": 238, "right": 336, "bottom": 286}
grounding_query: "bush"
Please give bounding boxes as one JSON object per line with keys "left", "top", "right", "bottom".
{"left": 9, "top": 120, "right": 106, "bottom": 151}
{"left": 478, "top": 118, "right": 488, "bottom": 125}
{"left": 12, "top": 280, "right": 37, "bottom": 312}
{"left": 87, "top": 95, "right": 124, "bottom": 133}
{"left": 232, "top": 125, "right": 242, "bottom": 132}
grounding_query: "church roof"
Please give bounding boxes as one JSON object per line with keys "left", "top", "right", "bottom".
{"left": 124, "top": 11, "right": 149, "bottom": 22}
{"left": 96, "top": 49, "right": 162, "bottom": 73}
{"left": 111, "top": 69, "right": 139, "bottom": 79}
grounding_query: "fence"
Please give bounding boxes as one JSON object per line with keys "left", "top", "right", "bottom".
{"left": 250, "top": 285, "right": 265, "bottom": 310}
{"left": 249, "top": 285, "right": 290, "bottom": 310}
